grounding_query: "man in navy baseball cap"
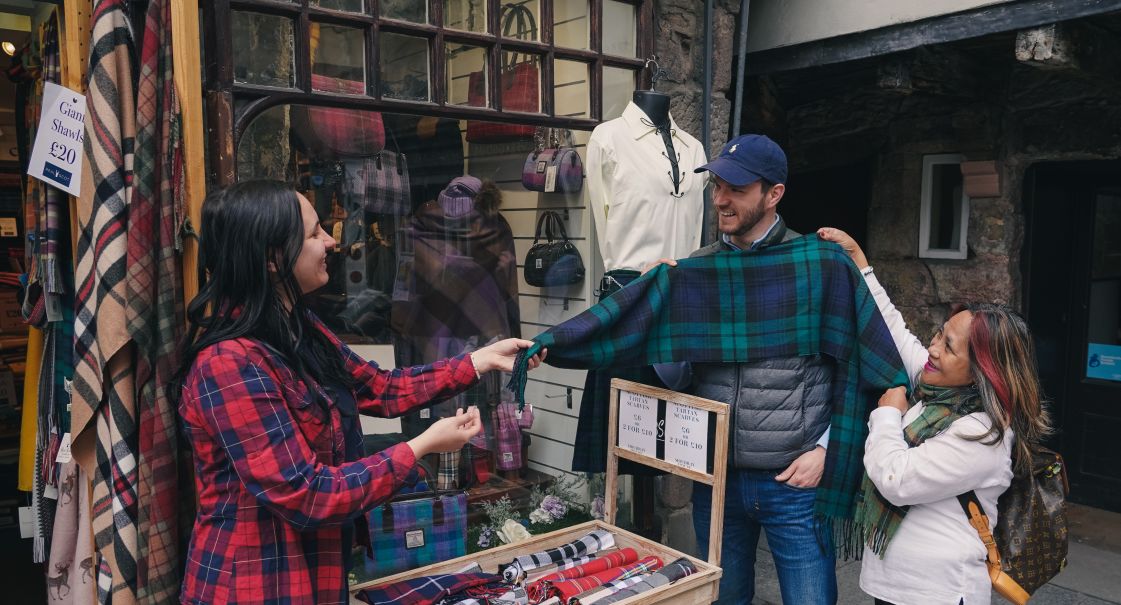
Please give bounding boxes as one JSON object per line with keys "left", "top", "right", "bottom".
{"left": 694, "top": 133, "right": 788, "bottom": 186}
{"left": 657, "top": 134, "right": 841, "bottom": 605}
{"left": 692, "top": 134, "right": 790, "bottom": 251}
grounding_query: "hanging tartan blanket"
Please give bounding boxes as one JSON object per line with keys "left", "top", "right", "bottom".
{"left": 128, "top": 0, "right": 185, "bottom": 600}
{"left": 71, "top": 0, "right": 139, "bottom": 603}
{"left": 501, "top": 529, "right": 615, "bottom": 582}
{"left": 506, "top": 236, "right": 910, "bottom": 556}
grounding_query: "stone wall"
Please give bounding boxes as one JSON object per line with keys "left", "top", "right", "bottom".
{"left": 742, "top": 47, "right": 1121, "bottom": 340}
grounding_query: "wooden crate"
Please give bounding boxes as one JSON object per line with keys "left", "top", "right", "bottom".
{"left": 351, "top": 519, "right": 720, "bottom": 604}
{"left": 351, "top": 379, "right": 730, "bottom": 603}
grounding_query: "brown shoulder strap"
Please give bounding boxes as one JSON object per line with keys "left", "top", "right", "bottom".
{"left": 957, "top": 492, "right": 1003, "bottom": 579}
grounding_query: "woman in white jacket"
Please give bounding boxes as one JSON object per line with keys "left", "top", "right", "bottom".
{"left": 818, "top": 228, "right": 1051, "bottom": 605}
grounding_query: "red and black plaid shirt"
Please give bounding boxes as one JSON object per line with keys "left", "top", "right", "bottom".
{"left": 178, "top": 325, "right": 477, "bottom": 605}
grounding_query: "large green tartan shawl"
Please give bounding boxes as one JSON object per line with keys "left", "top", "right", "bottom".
{"left": 509, "top": 236, "right": 909, "bottom": 553}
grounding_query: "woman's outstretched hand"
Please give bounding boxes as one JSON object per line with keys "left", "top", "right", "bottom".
{"left": 877, "top": 386, "right": 909, "bottom": 413}
{"left": 408, "top": 407, "right": 482, "bottom": 457}
{"left": 817, "top": 227, "right": 869, "bottom": 270}
{"left": 470, "top": 338, "right": 547, "bottom": 374}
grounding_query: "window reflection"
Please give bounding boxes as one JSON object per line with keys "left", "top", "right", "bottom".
{"left": 602, "top": 0, "right": 637, "bottom": 57}
{"left": 231, "top": 11, "right": 295, "bottom": 87}
{"left": 380, "top": 33, "right": 430, "bottom": 101}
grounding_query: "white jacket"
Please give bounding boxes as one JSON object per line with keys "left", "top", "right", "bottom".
{"left": 859, "top": 270, "right": 1014, "bottom": 605}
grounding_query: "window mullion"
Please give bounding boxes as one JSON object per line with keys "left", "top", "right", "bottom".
{"left": 295, "top": 5, "right": 312, "bottom": 92}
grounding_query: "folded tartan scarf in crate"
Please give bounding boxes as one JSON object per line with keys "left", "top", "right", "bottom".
{"left": 545, "top": 556, "right": 662, "bottom": 601}
{"left": 592, "top": 557, "right": 699, "bottom": 604}
{"left": 355, "top": 571, "right": 509, "bottom": 605}
{"left": 506, "top": 236, "right": 909, "bottom": 557}
{"left": 532, "top": 548, "right": 636, "bottom": 585}
{"left": 502, "top": 529, "right": 615, "bottom": 581}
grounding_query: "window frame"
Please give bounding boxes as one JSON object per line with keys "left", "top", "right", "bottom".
{"left": 918, "top": 153, "right": 970, "bottom": 260}
{"left": 204, "top": 0, "right": 653, "bottom": 184}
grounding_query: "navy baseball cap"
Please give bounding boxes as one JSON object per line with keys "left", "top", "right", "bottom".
{"left": 694, "top": 134, "right": 788, "bottom": 186}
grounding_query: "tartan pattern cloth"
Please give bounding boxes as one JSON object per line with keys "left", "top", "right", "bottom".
{"left": 507, "top": 236, "right": 910, "bottom": 553}
{"left": 855, "top": 383, "right": 983, "bottom": 556}
{"left": 71, "top": 1, "right": 140, "bottom": 602}
{"left": 573, "top": 575, "right": 646, "bottom": 605}
{"left": 178, "top": 320, "right": 478, "bottom": 605}
{"left": 128, "top": 0, "right": 186, "bottom": 600}
{"left": 34, "top": 10, "right": 65, "bottom": 299}
{"left": 534, "top": 548, "right": 636, "bottom": 584}
{"left": 545, "top": 556, "right": 663, "bottom": 601}
{"left": 355, "top": 572, "right": 504, "bottom": 605}
{"left": 502, "top": 529, "right": 615, "bottom": 581}
{"left": 593, "top": 557, "right": 698, "bottom": 605}
{"left": 365, "top": 492, "right": 467, "bottom": 578}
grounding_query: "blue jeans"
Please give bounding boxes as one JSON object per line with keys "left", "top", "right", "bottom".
{"left": 694, "top": 469, "right": 837, "bottom": 605}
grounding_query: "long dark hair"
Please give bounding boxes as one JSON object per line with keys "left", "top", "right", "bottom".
{"left": 169, "top": 179, "right": 352, "bottom": 405}
{"left": 959, "top": 302, "right": 1052, "bottom": 475}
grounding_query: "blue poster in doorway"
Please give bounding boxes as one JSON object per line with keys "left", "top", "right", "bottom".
{"left": 1087, "top": 343, "right": 1121, "bottom": 382}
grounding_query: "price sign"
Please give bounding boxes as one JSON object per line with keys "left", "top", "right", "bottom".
{"left": 664, "top": 401, "right": 709, "bottom": 471}
{"left": 617, "top": 390, "right": 658, "bottom": 456}
{"left": 27, "top": 82, "right": 86, "bottom": 197}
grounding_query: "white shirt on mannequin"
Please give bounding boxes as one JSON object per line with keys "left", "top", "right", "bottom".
{"left": 586, "top": 101, "right": 707, "bottom": 271}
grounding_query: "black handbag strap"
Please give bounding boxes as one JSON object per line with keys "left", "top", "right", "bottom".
{"left": 547, "top": 210, "right": 571, "bottom": 242}
{"left": 500, "top": 3, "right": 538, "bottom": 72}
{"left": 381, "top": 457, "right": 453, "bottom": 530}
{"left": 532, "top": 210, "right": 558, "bottom": 243}
{"left": 375, "top": 126, "right": 406, "bottom": 175}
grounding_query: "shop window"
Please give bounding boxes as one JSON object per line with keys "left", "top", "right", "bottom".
{"left": 602, "top": 66, "right": 636, "bottom": 120}
{"left": 383, "top": 0, "right": 428, "bottom": 23}
{"left": 919, "top": 154, "right": 969, "bottom": 260}
{"left": 444, "top": 0, "right": 489, "bottom": 33}
{"left": 380, "top": 33, "right": 430, "bottom": 101}
{"left": 311, "top": 23, "right": 365, "bottom": 86}
{"left": 446, "top": 43, "right": 489, "bottom": 107}
{"left": 555, "top": 0, "right": 590, "bottom": 50}
{"left": 603, "top": 0, "right": 638, "bottom": 57}
{"left": 312, "top": 0, "right": 364, "bottom": 12}
{"left": 230, "top": 11, "right": 294, "bottom": 88}
{"left": 554, "top": 59, "right": 590, "bottom": 118}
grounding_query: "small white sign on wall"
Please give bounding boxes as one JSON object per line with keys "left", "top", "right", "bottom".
{"left": 617, "top": 390, "right": 658, "bottom": 456}
{"left": 27, "top": 82, "right": 86, "bottom": 197}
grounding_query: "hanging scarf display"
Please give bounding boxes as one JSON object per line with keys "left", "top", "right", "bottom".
{"left": 854, "top": 382, "right": 984, "bottom": 556}
{"left": 71, "top": 0, "right": 140, "bottom": 602}
{"left": 502, "top": 529, "right": 615, "bottom": 582}
{"left": 506, "top": 236, "right": 910, "bottom": 555}
{"left": 45, "top": 461, "right": 96, "bottom": 605}
{"left": 128, "top": 0, "right": 186, "bottom": 600}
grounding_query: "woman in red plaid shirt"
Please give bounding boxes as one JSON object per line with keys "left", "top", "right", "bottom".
{"left": 172, "top": 180, "right": 544, "bottom": 605}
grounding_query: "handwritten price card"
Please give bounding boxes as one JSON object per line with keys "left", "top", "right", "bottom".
{"left": 617, "top": 390, "right": 658, "bottom": 456}
{"left": 28, "top": 82, "right": 86, "bottom": 197}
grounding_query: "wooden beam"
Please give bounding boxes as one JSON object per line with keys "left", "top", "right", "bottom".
{"left": 745, "top": 0, "right": 1121, "bottom": 75}
{"left": 171, "top": 0, "right": 208, "bottom": 308}
{"left": 61, "top": 0, "right": 91, "bottom": 263}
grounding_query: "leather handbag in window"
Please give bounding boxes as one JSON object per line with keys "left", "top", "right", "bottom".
{"left": 958, "top": 446, "right": 1069, "bottom": 605}
{"left": 522, "top": 128, "right": 584, "bottom": 193}
{"left": 465, "top": 3, "right": 539, "bottom": 142}
{"left": 524, "top": 210, "right": 585, "bottom": 287}
{"left": 364, "top": 460, "right": 467, "bottom": 577}
{"left": 293, "top": 74, "right": 386, "bottom": 158}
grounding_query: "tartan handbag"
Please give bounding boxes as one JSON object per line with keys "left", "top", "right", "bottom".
{"left": 365, "top": 461, "right": 467, "bottom": 578}
{"left": 293, "top": 74, "right": 386, "bottom": 158}
{"left": 465, "top": 4, "right": 539, "bottom": 142}
{"left": 523, "top": 129, "right": 584, "bottom": 193}
{"left": 958, "top": 447, "right": 1069, "bottom": 605}
{"left": 524, "top": 210, "right": 585, "bottom": 287}
{"left": 356, "top": 129, "right": 411, "bottom": 215}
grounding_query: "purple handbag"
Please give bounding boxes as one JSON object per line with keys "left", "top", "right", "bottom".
{"left": 522, "top": 128, "right": 584, "bottom": 193}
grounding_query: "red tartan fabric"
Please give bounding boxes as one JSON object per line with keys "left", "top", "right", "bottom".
{"left": 546, "top": 556, "right": 663, "bottom": 600}
{"left": 178, "top": 323, "right": 478, "bottom": 605}
{"left": 534, "top": 548, "right": 637, "bottom": 584}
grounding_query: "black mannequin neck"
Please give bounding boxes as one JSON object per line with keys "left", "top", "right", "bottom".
{"left": 632, "top": 90, "right": 671, "bottom": 128}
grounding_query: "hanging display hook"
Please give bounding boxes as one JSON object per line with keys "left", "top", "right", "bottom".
{"left": 644, "top": 55, "right": 668, "bottom": 90}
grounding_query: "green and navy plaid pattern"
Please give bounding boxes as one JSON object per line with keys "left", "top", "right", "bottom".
{"left": 508, "top": 236, "right": 909, "bottom": 552}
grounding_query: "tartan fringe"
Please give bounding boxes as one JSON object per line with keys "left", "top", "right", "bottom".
{"left": 816, "top": 515, "right": 868, "bottom": 562}
{"left": 40, "top": 258, "right": 64, "bottom": 295}
{"left": 507, "top": 347, "right": 531, "bottom": 406}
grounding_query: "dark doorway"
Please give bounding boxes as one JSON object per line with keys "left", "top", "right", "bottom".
{"left": 1024, "top": 161, "right": 1121, "bottom": 512}
{"left": 781, "top": 161, "right": 872, "bottom": 245}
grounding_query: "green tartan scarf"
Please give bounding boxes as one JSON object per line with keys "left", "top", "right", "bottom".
{"left": 854, "top": 382, "right": 983, "bottom": 557}
{"left": 508, "top": 236, "right": 910, "bottom": 555}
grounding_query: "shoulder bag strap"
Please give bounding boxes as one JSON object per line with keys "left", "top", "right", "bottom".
{"left": 957, "top": 491, "right": 1004, "bottom": 579}
{"left": 532, "top": 210, "right": 552, "bottom": 243}
{"left": 549, "top": 210, "right": 572, "bottom": 243}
